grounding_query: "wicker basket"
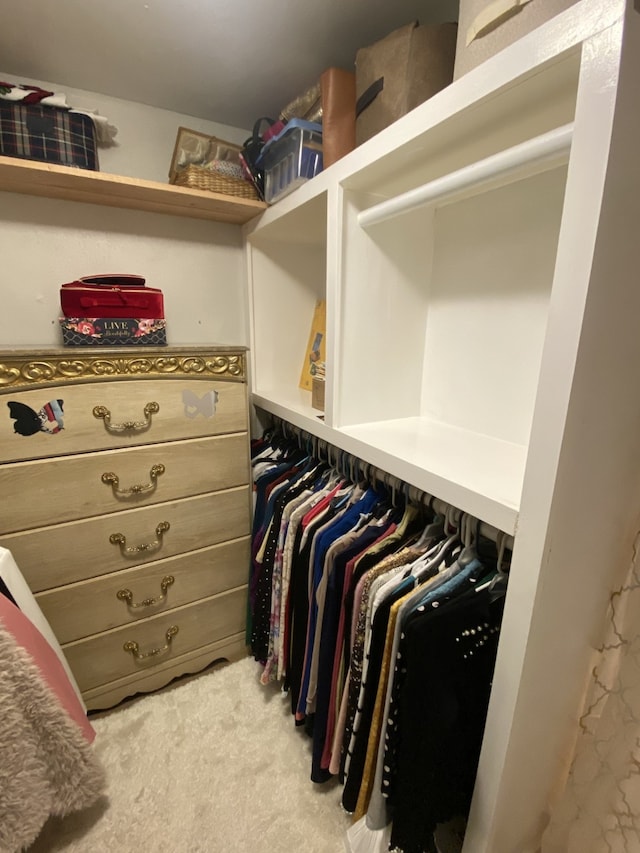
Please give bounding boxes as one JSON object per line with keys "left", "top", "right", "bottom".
{"left": 171, "top": 165, "right": 259, "bottom": 200}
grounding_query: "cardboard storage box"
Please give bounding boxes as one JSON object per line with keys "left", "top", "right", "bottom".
{"left": 454, "top": 0, "right": 580, "bottom": 80}
{"left": 355, "top": 22, "right": 457, "bottom": 146}
{"left": 59, "top": 317, "right": 167, "bottom": 347}
{"left": 311, "top": 377, "right": 325, "bottom": 412}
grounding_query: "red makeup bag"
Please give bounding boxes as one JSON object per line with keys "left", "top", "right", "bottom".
{"left": 60, "top": 274, "right": 164, "bottom": 319}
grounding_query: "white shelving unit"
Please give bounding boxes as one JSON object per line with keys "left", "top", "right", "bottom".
{"left": 245, "top": 2, "right": 640, "bottom": 850}
{"left": 245, "top": 21, "right": 583, "bottom": 533}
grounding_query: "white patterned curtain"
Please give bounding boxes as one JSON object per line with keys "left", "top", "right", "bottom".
{"left": 541, "top": 535, "right": 640, "bottom": 852}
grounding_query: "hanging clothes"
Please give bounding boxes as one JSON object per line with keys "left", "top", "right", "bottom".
{"left": 388, "top": 585, "right": 505, "bottom": 852}
{"left": 311, "top": 510, "right": 398, "bottom": 780}
{"left": 248, "top": 425, "right": 509, "bottom": 853}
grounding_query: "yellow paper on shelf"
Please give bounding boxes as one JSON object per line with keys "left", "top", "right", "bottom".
{"left": 299, "top": 300, "right": 326, "bottom": 391}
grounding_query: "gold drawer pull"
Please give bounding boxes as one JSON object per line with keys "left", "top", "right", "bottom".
{"left": 93, "top": 402, "right": 160, "bottom": 432}
{"left": 110, "top": 521, "right": 170, "bottom": 556}
{"left": 117, "top": 575, "right": 175, "bottom": 608}
{"left": 102, "top": 463, "right": 165, "bottom": 497}
{"left": 123, "top": 625, "right": 179, "bottom": 660}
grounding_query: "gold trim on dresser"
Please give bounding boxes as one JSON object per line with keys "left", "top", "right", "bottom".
{"left": 0, "top": 349, "right": 246, "bottom": 391}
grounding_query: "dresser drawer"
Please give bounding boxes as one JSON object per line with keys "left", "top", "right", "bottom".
{"left": 0, "top": 378, "right": 247, "bottom": 463}
{"left": 62, "top": 585, "right": 248, "bottom": 692}
{"left": 37, "top": 536, "right": 250, "bottom": 643}
{"left": 0, "top": 487, "right": 251, "bottom": 591}
{"left": 0, "top": 433, "right": 249, "bottom": 534}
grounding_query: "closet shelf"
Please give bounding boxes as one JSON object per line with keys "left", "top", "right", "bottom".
{"left": 358, "top": 123, "right": 574, "bottom": 229}
{"left": 253, "top": 392, "right": 523, "bottom": 534}
{"left": 252, "top": 389, "right": 323, "bottom": 424}
{"left": 0, "top": 155, "right": 267, "bottom": 225}
{"left": 338, "top": 418, "right": 525, "bottom": 535}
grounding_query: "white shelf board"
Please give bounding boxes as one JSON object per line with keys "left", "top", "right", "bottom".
{"left": 252, "top": 390, "right": 327, "bottom": 430}
{"left": 252, "top": 393, "right": 524, "bottom": 533}
{"left": 338, "top": 418, "right": 524, "bottom": 534}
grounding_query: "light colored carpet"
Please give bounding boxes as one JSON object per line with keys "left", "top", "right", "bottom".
{"left": 28, "top": 656, "right": 351, "bottom": 853}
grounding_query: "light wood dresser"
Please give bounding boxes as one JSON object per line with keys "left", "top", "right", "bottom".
{"left": 0, "top": 346, "right": 251, "bottom": 710}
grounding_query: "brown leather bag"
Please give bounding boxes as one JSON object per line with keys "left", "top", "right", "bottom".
{"left": 320, "top": 67, "right": 357, "bottom": 168}
{"left": 279, "top": 69, "right": 356, "bottom": 169}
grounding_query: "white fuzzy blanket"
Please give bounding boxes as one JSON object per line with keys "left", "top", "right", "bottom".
{"left": 0, "top": 622, "right": 106, "bottom": 853}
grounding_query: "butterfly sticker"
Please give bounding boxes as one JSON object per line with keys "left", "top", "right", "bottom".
{"left": 182, "top": 390, "right": 219, "bottom": 419}
{"left": 8, "top": 399, "right": 64, "bottom": 436}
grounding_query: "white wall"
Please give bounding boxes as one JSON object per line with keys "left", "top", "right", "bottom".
{"left": 0, "top": 72, "right": 251, "bottom": 348}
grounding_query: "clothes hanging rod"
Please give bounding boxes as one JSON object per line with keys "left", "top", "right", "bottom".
{"left": 357, "top": 122, "right": 574, "bottom": 230}
{"left": 266, "top": 416, "right": 514, "bottom": 550}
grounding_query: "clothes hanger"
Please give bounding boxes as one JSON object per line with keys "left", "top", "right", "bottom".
{"left": 458, "top": 513, "right": 480, "bottom": 569}
{"left": 349, "top": 453, "right": 357, "bottom": 486}
{"left": 412, "top": 489, "right": 443, "bottom": 549}
{"left": 475, "top": 530, "right": 509, "bottom": 596}
{"left": 488, "top": 530, "right": 510, "bottom": 598}
{"left": 327, "top": 451, "right": 357, "bottom": 510}
{"left": 410, "top": 505, "right": 461, "bottom": 579}
{"left": 389, "top": 473, "right": 399, "bottom": 509}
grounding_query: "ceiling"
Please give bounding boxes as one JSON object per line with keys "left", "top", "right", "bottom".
{"left": 1, "top": 0, "right": 459, "bottom": 130}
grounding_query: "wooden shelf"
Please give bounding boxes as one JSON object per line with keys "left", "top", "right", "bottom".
{"left": 0, "top": 155, "right": 267, "bottom": 225}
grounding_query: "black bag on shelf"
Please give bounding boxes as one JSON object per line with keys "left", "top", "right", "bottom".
{"left": 239, "top": 117, "right": 279, "bottom": 200}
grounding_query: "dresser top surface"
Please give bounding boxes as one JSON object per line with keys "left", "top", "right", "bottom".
{"left": 0, "top": 344, "right": 247, "bottom": 357}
